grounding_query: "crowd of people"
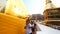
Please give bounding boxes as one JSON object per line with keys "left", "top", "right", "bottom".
{"left": 25, "top": 18, "right": 38, "bottom": 34}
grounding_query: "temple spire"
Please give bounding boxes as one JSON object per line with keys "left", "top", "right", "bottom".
{"left": 45, "top": 0, "right": 56, "bottom": 10}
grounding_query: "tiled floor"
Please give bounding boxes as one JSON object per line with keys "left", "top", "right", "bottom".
{"left": 36, "top": 23, "right": 60, "bottom": 34}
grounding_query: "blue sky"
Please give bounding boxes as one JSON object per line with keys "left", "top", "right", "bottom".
{"left": 23, "top": 0, "right": 45, "bottom": 15}
{"left": 23, "top": 0, "right": 60, "bottom": 15}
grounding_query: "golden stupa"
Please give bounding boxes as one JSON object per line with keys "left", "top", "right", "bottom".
{"left": 42, "top": 0, "right": 60, "bottom": 29}
{"left": 0, "top": 0, "right": 29, "bottom": 34}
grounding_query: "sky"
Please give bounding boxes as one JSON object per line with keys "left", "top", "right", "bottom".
{"left": 0, "top": 0, "right": 60, "bottom": 15}
{"left": 23, "top": 0, "right": 45, "bottom": 15}
{"left": 23, "top": 0, "right": 60, "bottom": 15}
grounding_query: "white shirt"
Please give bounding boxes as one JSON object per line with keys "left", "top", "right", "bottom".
{"left": 26, "top": 23, "right": 32, "bottom": 34}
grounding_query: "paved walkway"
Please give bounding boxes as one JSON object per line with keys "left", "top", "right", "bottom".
{"left": 36, "top": 22, "right": 60, "bottom": 34}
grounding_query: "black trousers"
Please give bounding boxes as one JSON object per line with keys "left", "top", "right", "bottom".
{"left": 29, "top": 33, "right": 32, "bottom": 34}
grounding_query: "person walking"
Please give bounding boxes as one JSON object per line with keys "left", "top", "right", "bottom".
{"left": 25, "top": 18, "right": 32, "bottom": 34}
{"left": 29, "top": 20, "right": 37, "bottom": 34}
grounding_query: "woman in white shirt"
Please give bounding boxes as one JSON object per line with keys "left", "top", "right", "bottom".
{"left": 25, "top": 18, "right": 32, "bottom": 34}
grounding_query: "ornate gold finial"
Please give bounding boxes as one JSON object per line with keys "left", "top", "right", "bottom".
{"left": 45, "top": 0, "right": 56, "bottom": 10}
